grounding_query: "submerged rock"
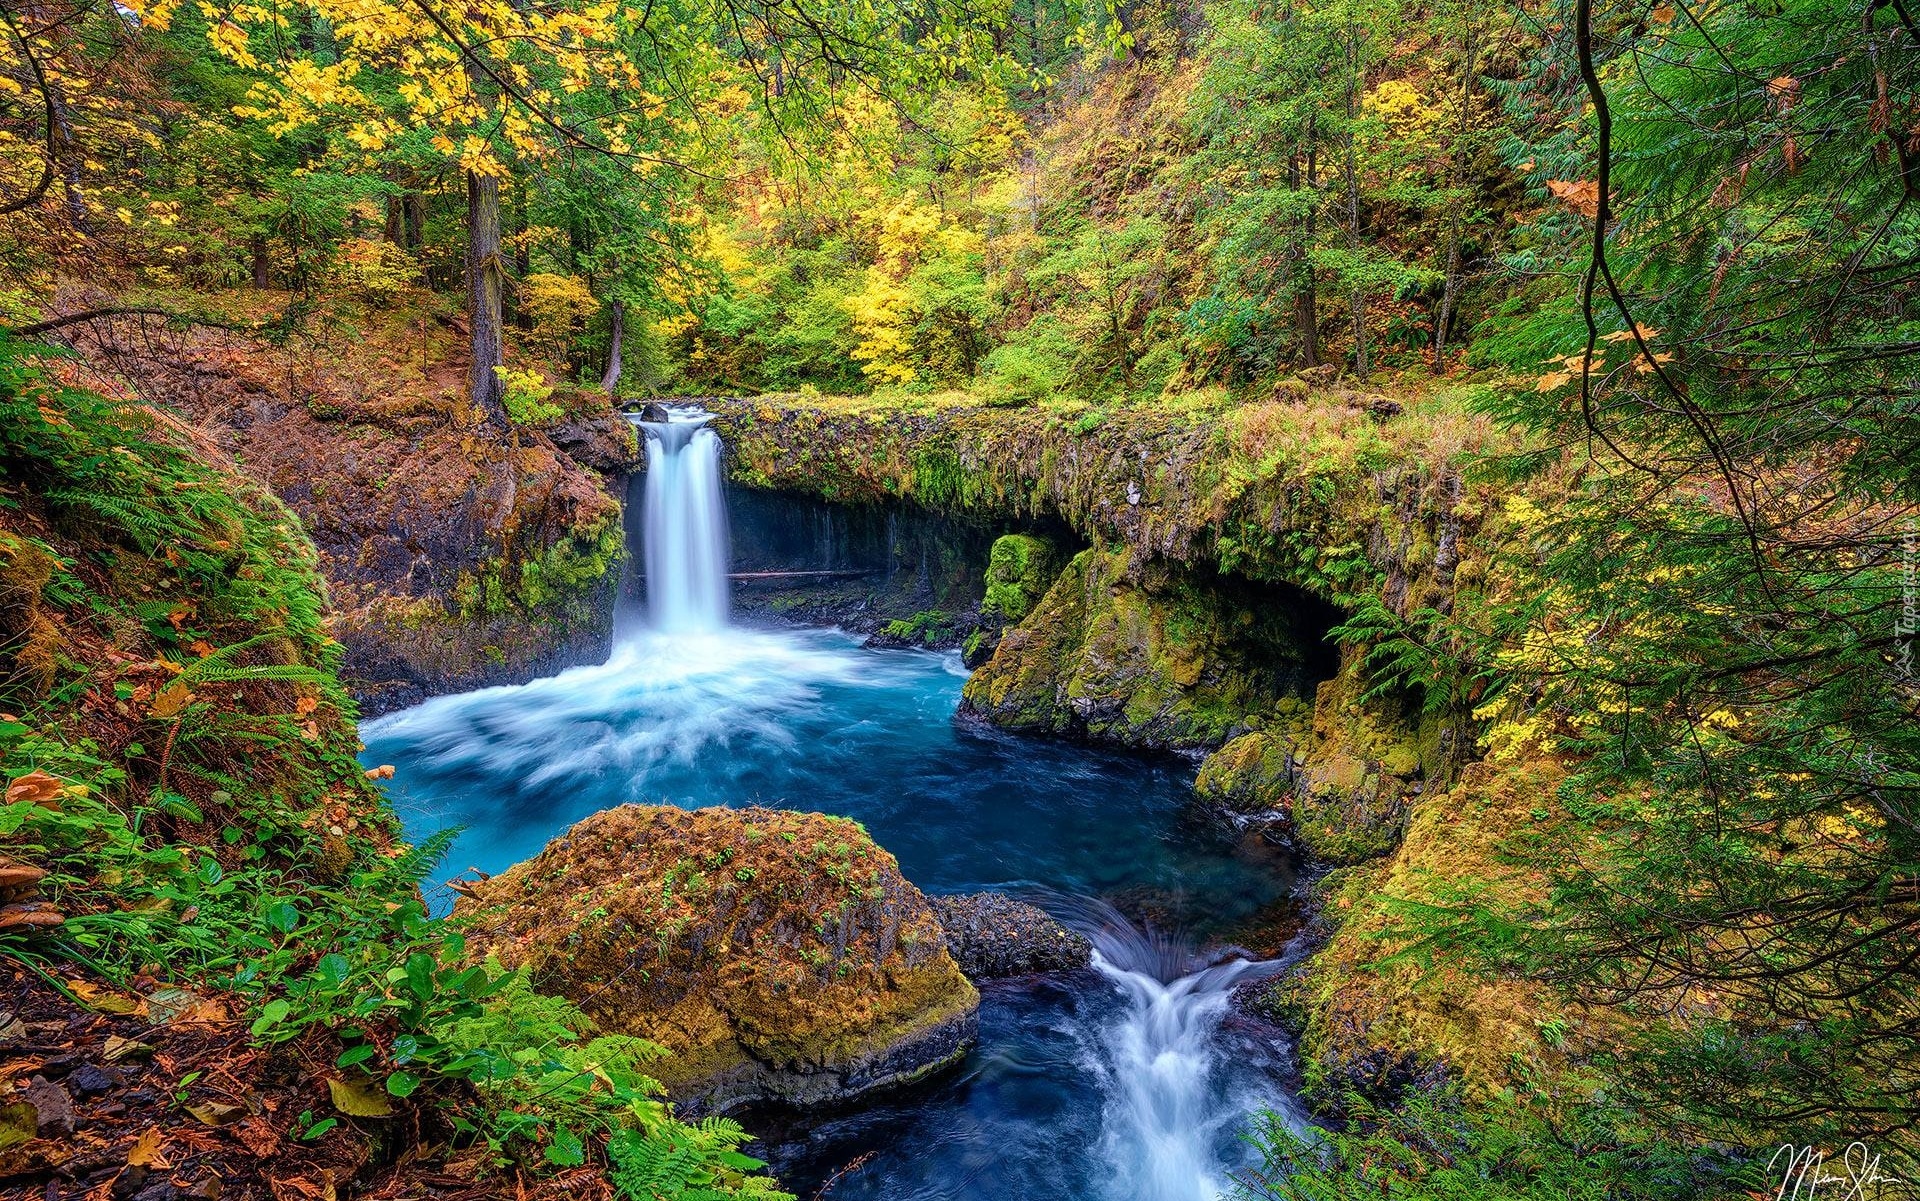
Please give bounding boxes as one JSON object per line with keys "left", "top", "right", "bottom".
{"left": 929, "top": 893, "right": 1092, "bottom": 979}
{"left": 455, "top": 805, "right": 978, "bottom": 1115}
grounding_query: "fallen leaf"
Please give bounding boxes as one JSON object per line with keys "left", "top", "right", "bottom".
{"left": 6, "top": 771, "right": 64, "bottom": 806}
{"left": 294, "top": 696, "right": 318, "bottom": 717}
{"left": 150, "top": 681, "right": 197, "bottom": 719}
{"left": 0, "top": 1103, "right": 35, "bottom": 1150}
{"left": 326, "top": 1077, "right": 393, "bottom": 1118}
{"left": 1650, "top": 3, "right": 1674, "bottom": 20}
{"left": 145, "top": 986, "right": 207, "bottom": 1025}
{"left": 363, "top": 764, "right": 394, "bottom": 780}
{"left": 68, "top": 979, "right": 144, "bottom": 1016}
{"left": 186, "top": 1101, "right": 248, "bottom": 1127}
{"left": 104, "top": 1035, "right": 157, "bottom": 1062}
{"left": 127, "top": 1127, "right": 169, "bottom": 1169}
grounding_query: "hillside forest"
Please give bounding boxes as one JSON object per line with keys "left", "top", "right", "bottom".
{"left": 1, "top": 0, "right": 1917, "bottom": 1196}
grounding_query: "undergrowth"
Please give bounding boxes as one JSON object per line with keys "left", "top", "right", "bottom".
{"left": 0, "top": 336, "right": 790, "bottom": 1199}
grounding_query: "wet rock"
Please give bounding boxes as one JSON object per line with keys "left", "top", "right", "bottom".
{"left": 960, "top": 624, "right": 1001, "bottom": 669}
{"left": 980, "top": 533, "right": 1059, "bottom": 623}
{"left": 22, "top": 1075, "right": 73, "bottom": 1136}
{"left": 962, "top": 547, "right": 1317, "bottom": 751}
{"left": 1194, "top": 731, "right": 1295, "bottom": 828}
{"left": 457, "top": 804, "right": 978, "bottom": 1116}
{"left": 929, "top": 893, "right": 1092, "bottom": 979}
{"left": 548, "top": 410, "right": 642, "bottom": 473}
{"left": 68, "top": 1063, "right": 122, "bottom": 1096}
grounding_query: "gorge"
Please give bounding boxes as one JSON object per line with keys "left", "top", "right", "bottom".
{"left": 365, "top": 403, "right": 1310, "bottom": 1199}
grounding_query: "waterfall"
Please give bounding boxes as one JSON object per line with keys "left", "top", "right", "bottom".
{"left": 1069, "top": 903, "right": 1299, "bottom": 1201}
{"left": 631, "top": 409, "right": 730, "bottom": 634}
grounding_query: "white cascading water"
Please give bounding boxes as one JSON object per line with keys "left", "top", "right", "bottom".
{"left": 637, "top": 411, "right": 730, "bottom": 633}
{"left": 1074, "top": 905, "right": 1301, "bottom": 1201}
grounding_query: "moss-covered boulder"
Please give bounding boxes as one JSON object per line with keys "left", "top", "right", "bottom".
{"left": 981, "top": 533, "right": 1060, "bottom": 621}
{"left": 1275, "top": 647, "right": 1471, "bottom": 864}
{"left": 960, "top": 546, "right": 1313, "bottom": 751}
{"left": 1193, "top": 730, "right": 1295, "bottom": 821}
{"left": 1282, "top": 758, "right": 1627, "bottom": 1114}
{"left": 456, "top": 804, "right": 979, "bottom": 1114}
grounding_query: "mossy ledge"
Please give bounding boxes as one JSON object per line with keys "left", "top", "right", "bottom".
{"left": 713, "top": 388, "right": 1490, "bottom": 820}
{"left": 707, "top": 386, "right": 1501, "bottom": 614}
{"left": 455, "top": 804, "right": 981, "bottom": 1116}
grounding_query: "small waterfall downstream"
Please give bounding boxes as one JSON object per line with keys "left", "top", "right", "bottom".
{"left": 632, "top": 409, "right": 730, "bottom": 633}
{"left": 1084, "top": 915, "right": 1294, "bottom": 1201}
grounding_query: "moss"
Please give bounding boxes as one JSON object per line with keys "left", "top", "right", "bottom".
{"left": 454, "top": 508, "right": 623, "bottom": 620}
{"left": 981, "top": 533, "right": 1060, "bottom": 620}
{"left": 1194, "top": 731, "right": 1293, "bottom": 815}
{"left": 459, "top": 804, "right": 978, "bottom": 1104}
{"left": 964, "top": 546, "right": 1317, "bottom": 751}
{"left": 0, "top": 531, "right": 61, "bottom": 696}
{"left": 1289, "top": 758, "right": 1630, "bottom": 1111}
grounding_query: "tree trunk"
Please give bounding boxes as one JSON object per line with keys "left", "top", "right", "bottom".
{"left": 1289, "top": 138, "right": 1321, "bottom": 368}
{"left": 384, "top": 192, "right": 404, "bottom": 244}
{"left": 404, "top": 193, "right": 425, "bottom": 249}
{"left": 1343, "top": 58, "right": 1369, "bottom": 382}
{"left": 1434, "top": 29, "right": 1480, "bottom": 369}
{"left": 251, "top": 233, "right": 270, "bottom": 288}
{"left": 512, "top": 187, "right": 532, "bottom": 331}
{"left": 467, "top": 169, "right": 508, "bottom": 426}
{"left": 1436, "top": 208, "right": 1463, "bottom": 369}
{"left": 46, "top": 80, "right": 88, "bottom": 235}
{"left": 601, "top": 298, "right": 625, "bottom": 395}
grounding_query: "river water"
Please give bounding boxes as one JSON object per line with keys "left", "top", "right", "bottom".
{"left": 360, "top": 409, "right": 1305, "bottom": 1200}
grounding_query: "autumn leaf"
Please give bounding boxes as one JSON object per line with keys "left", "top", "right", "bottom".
{"left": 68, "top": 978, "right": 145, "bottom": 1015}
{"left": 1650, "top": 3, "right": 1675, "bottom": 21}
{"left": 1545, "top": 179, "right": 1602, "bottom": 219}
{"left": 327, "top": 1077, "right": 394, "bottom": 1118}
{"left": 105, "top": 1035, "right": 156, "bottom": 1062}
{"left": 294, "top": 695, "right": 319, "bottom": 716}
{"left": 6, "top": 770, "right": 65, "bottom": 806}
{"left": 187, "top": 1101, "right": 249, "bottom": 1127}
{"left": 149, "top": 681, "right": 196, "bottom": 719}
{"left": 126, "top": 1127, "right": 169, "bottom": 1169}
{"left": 364, "top": 764, "right": 395, "bottom": 780}
{"left": 1536, "top": 371, "right": 1575, "bottom": 392}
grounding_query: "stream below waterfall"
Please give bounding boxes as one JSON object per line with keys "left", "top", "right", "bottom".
{"left": 360, "top": 409, "right": 1308, "bottom": 1201}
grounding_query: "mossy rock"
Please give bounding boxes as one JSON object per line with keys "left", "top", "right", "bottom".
{"left": 456, "top": 804, "right": 979, "bottom": 1115}
{"left": 981, "top": 532, "right": 1061, "bottom": 621}
{"left": 1193, "top": 731, "right": 1294, "bottom": 817}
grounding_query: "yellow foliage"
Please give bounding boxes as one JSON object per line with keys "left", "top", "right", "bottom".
{"left": 845, "top": 269, "right": 918, "bottom": 385}
{"left": 520, "top": 272, "right": 600, "bottom": 361}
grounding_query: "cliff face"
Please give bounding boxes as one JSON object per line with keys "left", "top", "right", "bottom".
{"left": 713, "top": 388, "right": 1496, "bottom": 841}
{"left": 709, "top": 387, "right": 1498, "bottom": 617}
{"left": 712, "top": 386, "right": 1543, "bottom": 1109}
{"left": 63, "top": 302, "right": 642, "bottom": 714}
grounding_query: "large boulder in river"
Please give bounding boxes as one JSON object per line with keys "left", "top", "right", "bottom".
{"left": 455, "top": 805, "right": 979, "bottom": 1114}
